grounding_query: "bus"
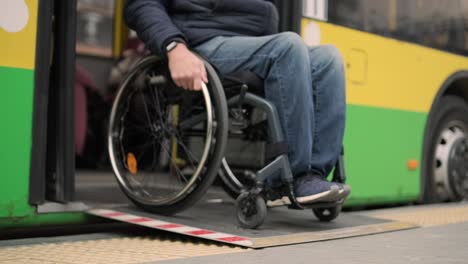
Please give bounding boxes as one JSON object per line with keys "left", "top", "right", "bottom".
{"left": 300, "top": 0, "right": 468, "bottom": 205}
{"left": 1, "top": 0, "right": 467, "bottom": 230}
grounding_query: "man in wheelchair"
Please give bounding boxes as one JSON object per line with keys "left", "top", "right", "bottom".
{"left": 124, "top": 0, "right": 350, "bottom": 206}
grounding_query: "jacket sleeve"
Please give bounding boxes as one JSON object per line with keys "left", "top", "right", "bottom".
{"left": 124, "top": 0, "right": 187, "bottom": 55}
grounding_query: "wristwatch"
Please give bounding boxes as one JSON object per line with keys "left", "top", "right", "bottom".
{"left": 166, "top": 41, "right": 180, "bottom": 53}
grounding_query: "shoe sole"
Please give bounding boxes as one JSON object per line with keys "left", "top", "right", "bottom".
{"left": 267, "top": 185, "right": 340, "bottom": 207}
{"left": 335, "top": 185, "right": 351, "bottom": 201}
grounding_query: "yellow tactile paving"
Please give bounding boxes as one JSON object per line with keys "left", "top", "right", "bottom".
{"left": 370, "top": 204, "right": 468, "bottom": 227}
{"left": 0, "top": 236, "right": 248, "bottom": 264}
{"left": 0, "top": 259, "right": 58, "bottom": 264}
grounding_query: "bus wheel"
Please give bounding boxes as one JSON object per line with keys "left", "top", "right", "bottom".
{"left": 423, "top": 95, "right": 468, "bottom": 203}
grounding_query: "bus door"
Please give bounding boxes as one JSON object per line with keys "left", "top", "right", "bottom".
{"left": 40, "top": 0, "right": 129, "bottom": 205}
{"left": 29, "top": 0, "right": 76, "bottom": 205}
{"left": 46, "top": 0, "right": 77, "bottom": 202}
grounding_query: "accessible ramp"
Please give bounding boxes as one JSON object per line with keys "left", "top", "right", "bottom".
{"left": 88, "top": 199, "right": 417, "bottom": 248}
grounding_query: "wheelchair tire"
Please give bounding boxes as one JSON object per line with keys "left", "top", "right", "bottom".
{"left": 108, "top": 55, "right": 228, "bottom": 215}
{"left": 313, "top": 205, "right": 342, "bottom": 222}
{"left": 236, "top": 192, "right": 267, "bottom": 229}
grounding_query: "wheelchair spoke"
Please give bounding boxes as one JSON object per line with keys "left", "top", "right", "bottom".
{"left": 159, "top": 139, "right": 190, "bottom": 184}
{"left": 140, "top": 92, "right": 159, "bottom": 135}
{"left": 173, "top": 130, "right": 200, "bottom": 164}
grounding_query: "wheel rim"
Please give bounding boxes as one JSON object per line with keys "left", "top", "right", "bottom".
{"left": 239, "top": 195, "right": 258, "bottom": 218}
{"left": 236, "top": 193, "right": 266, "bottom": 228}
{"left": 108, "top": 58, "right": 214, "bottom": 206}
{"left": 220, "top": 158, "right": 246, "bottom": 192}
{"left": 433, "top": 121, "right": 468, "bottom": 200}
{"left": 448, "top": 137, "right": 468, "bottom": 199}
{"left": 317, "top": 208, "right": 333, "bottom": 217}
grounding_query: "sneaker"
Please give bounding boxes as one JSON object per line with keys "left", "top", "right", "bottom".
{"left": 294, "top": 173, "right": 340, "bottom": 204}
{"left": 335, "top": 183, "right": 351, "bottom": 201}
{"left": 267, "top": 174, "right": 342, "bottom": 207}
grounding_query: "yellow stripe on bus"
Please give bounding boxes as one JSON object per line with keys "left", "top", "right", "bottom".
{"left": 302, "top": 19, "right": 468, "bottom": 113}
{"left": 0, "top": 0, "right": 38, "bottom": 70}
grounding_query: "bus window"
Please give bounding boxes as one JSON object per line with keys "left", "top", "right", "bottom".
{"left": 325, "top": 0, "right": 468, "bottom": 56}
{"left": 395, "top": 0, "right": 467, "bottom": 55}
{"left": 76, "top": 0, "right": 115, "bottom": 57}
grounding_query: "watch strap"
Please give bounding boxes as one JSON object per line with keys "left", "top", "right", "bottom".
{"left": 166, "top": 41, "right": 180, "bottom": 53}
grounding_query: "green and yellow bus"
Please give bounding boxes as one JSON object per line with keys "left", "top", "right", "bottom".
{"left": 1, "top": 0, "right": 467, "bottom": 229}
{"left": 301, "top": 0, "right": 468, "bottom": 205}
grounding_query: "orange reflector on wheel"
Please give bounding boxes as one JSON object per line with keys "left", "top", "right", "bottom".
{"left": 127, "top": 152, "right": 138, "bottom": 174}
{"left": 407, "top": 159, "right": 419, "bottom": 171}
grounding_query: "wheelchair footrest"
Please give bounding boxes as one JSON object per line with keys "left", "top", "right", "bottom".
{"left": 266, "top": 195, "right": 343, "bottom": 209}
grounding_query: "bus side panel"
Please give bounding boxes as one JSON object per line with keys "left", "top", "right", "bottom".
{"left": 303, "top": 18, "right": 468, "bottom": 113}
{"left": 1, "top": 67, "right": 36, "bottom": 218}
{"left": 344, "top": 105, "right": 426, "bottom": 205}
{"left": 301, "top": 19, "right": 468, "bottom": 205}
{"left": 0, "top": 0, "right": 39, "bottom": 218}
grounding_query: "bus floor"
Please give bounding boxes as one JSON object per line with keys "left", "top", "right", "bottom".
{"left": 74, "top": 170, "right": 229, "bottom": 207}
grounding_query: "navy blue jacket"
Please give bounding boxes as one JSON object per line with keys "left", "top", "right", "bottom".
{"left": 124, "top": 0, "right": 279, "bottom": 55}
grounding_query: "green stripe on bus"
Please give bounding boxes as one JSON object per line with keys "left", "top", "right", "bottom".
{"left": 1, "top": 66, "right": 35, "bottom": 218}
{"left": 0, "top": 212, "right": 98, "bottom": 229}
{"left": 344, "top": 105, "right": 427, "bottom": 206}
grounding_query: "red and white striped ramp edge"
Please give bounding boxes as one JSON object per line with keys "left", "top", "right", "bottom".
{"left": 88, "top": 209, "right": 254, "bottom": 247}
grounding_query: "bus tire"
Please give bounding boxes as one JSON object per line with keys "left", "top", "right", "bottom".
{"left": 423, "top": 95, "right": 468, "bottom": 203}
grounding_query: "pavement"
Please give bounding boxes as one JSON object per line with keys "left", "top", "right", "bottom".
{"left": 156, "top": 220, "right": 468, "bottom": 264}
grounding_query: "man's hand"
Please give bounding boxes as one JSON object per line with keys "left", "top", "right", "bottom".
{"left": 167, "top": 43, "right": 208, "bottom": 91}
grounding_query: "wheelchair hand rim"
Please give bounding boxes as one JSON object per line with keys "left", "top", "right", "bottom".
{"left": 108, "top": 57, "right": 214, "bottom": 206}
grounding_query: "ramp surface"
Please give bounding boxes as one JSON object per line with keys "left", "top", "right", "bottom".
{"left": 88, "top": 199, "right": 416, "bottom": 248}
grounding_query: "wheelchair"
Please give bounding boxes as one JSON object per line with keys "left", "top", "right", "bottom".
{"left": 108, "top": 55, "right": 347, "bottom": 229}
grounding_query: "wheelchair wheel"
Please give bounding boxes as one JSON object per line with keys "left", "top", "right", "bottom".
{"left": 236, "top": 192, "right": 267, "bottom": 229}
{"left": 108, "top": 56, "right": 228, "bottom": 215}
{"left": 313, "top": 205, "right": 342, "bottom": 222}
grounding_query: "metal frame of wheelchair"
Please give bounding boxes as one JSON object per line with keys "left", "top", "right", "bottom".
{"left": 108, "top": 55, "right": 347, "bottom": 229}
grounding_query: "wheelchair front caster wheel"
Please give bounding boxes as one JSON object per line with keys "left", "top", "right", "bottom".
{"left": 313, "top": 205, "right": 342, "bottom": 222}
{"left": 236, "top": 192, "right": 267, "bottom": 229}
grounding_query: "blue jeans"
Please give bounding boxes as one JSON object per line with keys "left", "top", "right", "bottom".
{"left": 194, "top": 32, "right": 346, "bottom": 178}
